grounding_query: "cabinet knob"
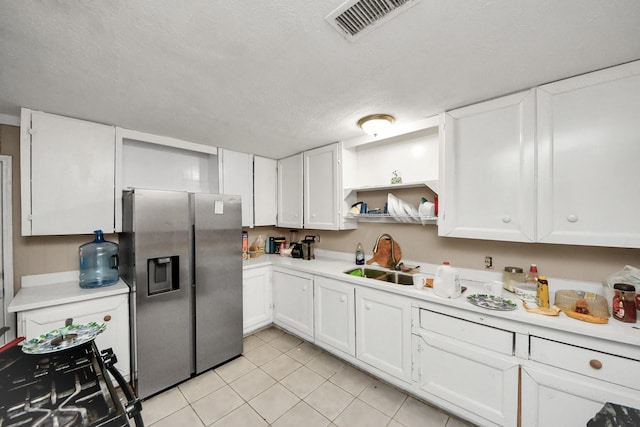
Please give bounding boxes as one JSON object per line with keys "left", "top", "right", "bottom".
{"left": 567, "top": 214, "right": 578, "bottom": 223}
{"left": 589, "top": 359, "right": 602, "bottom": 370}
{"left": 302, "top": 285, "right": 307, "bottom": 292}
{"left": 104, "top": 315, "right": 112, "bottom": 322}
{"left": 340, "top": 295, "right": 347, "bottom": 303}
{"left": 502, "top": 215, "right": 512, "bottom": 223}
{"left": 365, "top": 303, "right": 372, "bottom": 310}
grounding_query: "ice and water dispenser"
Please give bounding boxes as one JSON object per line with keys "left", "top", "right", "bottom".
{"left": 147, "top": 256, "right": 180, "bottom": 295}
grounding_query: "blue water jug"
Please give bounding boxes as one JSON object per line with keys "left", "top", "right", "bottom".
{"left": 79, "top": 230, "right": 119, "bottom": 288}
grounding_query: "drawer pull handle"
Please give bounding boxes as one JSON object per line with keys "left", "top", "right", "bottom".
{"left": 589, "top": 359, "right": 602, "bottom": 369}
{"left": 104, "top": 315, "right": 112, "bottom": 322}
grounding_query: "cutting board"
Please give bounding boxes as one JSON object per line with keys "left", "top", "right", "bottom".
{"left": 367, "top": 235, "right": 402, "bottom": 269}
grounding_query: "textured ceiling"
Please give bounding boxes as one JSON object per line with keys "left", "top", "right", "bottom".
{"left": 1, "top": 1, "right": 640, "bottom": 159}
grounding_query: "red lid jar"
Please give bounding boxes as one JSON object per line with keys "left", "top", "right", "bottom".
{"left": 612, "top": 283, "right": 636, "bottom": 323}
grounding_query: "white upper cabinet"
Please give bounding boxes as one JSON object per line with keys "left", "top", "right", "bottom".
{"left": 21, "top": 109, "right": 119, "bottom": 236}
{"left": 439, "top": 60, "right": 640, "bottom": 248}
{"left": 439, "top": 91, "right": 536, "bottom": 242}
{"left": 536, "top": 61, "right": 640, "bottom": 248}
{"left": 120, "top": 128, "right": 218, "bottom": 194}
{"left": 253, "top": 156, "right": 277, "bottom": 227}
{"left": 277, "top": 153, "right": 303, "bottom": 228}
{"left": 304, "top": 143, "right": 343, "bottom": 230}
{"left": 219, "top": 149, "right": 254, "bottom": 227}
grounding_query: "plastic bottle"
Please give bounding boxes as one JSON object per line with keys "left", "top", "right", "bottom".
{"left": 433, "top": 262, "right": 461, "bottom": 298}
{"left": 79, "top": 230, "right": 119, "bottom": 288}
{"left": 537, "top": 276, "right": 550, "bottom": 308}
{"left": 355, "top": 243, "right": 365, "bottom": 265}
{"left": 525, "top": 264, "right": 539, "bottom": 285}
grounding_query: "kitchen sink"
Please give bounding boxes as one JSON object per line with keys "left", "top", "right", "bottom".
{"left": 377, "top": 271, "right": 414, "bottom": 285}
{"left": 345, "top": 268, "right": 414, "bottom": 286}
{"left": 345, "top": 268, "right": 388, "bottom": 279}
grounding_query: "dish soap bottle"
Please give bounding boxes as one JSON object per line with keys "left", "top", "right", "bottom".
{"left": 355, "top": 243, "right": 365, "bottom": 265}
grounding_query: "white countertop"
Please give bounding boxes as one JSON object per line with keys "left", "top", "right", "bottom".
{"left": 244, "top": 250, "right": 640, "bottom": 349}
{"left": 8, "top": 270, "right": 130, "bottom": 313}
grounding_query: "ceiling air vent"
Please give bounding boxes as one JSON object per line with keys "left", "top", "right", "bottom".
{"left": 326, "top": 0, "right": 422, "bottom": 41}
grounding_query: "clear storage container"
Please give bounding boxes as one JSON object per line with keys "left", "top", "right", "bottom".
{"left": 79, "top": 230, "right": 119, "bottom": 288}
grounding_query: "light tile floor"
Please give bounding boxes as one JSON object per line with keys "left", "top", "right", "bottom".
{"left": 142, "top": 327, "right": 476, "bottom": 427}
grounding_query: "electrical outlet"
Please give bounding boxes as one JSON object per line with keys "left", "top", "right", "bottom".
{"left": 484, "top": 256, "right": 493, "bottom": 269}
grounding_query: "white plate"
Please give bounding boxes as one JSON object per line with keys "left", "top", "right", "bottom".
{"left": 402, "top": 201, "right": 420, "bottom": 220}
{"left": 21, "top": 322, "right": 107, "bottom": 354}
{"left": 387, "top": 194, "right": 403, "bottom": 221}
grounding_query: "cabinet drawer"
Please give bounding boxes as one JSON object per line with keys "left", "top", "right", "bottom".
{"left": 419, "top": 309, "right": 514, "bottom": 355}
{"left": 529, "top": 337, "right": 640, "bottom": 390}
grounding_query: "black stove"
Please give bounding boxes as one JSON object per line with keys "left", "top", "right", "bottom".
{"left": 0, "top": 339, "right": 142, "bottom": 427}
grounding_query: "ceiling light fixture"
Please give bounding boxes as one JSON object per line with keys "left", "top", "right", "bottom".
{"left": 357, "top": 114, "right": 394, "bottom": 137}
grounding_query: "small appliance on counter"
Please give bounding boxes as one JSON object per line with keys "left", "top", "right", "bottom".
{"left": 290, "top": 242, "right": 303, "bottom": 258}
{"left": 290, "top": 236, "right": 316, "bottom": 260}
{"left": 301, "top": 235, "right": 316, "bottom": 260}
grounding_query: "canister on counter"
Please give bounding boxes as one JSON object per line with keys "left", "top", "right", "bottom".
{"left": 502, "top": 266, "right": 524, "bottom": 292}
{"left": 273, "top": 237, "right": 286, "bottom": 254}
{"left": 613, "top": 283, "right": 637, "bottom": 323}
{"left": 266, "top": 236, "right": 275, "bottom": 254}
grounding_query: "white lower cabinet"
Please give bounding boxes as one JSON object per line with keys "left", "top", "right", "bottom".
{"left": 17, "top": 294, "right": 130, "bottom": 379}
{"left": 356, "top": 287, "right": 412, "bottom": 381}
{"left": 272, "top": 268, "right": 314, "bottom": 341}
{"left": 242, "top": 266, "right": 272, "bottom": 335}
{"left": 412, "top": 309, "right": 519, "bottom": 427}
{"left": 520, "top": 336, "right": 640, "bottom": 427}
{"left": 520, "top": 365, "right": 640, "bottom": 427}
{"left": 314, "top": 276, "right": 355, "bottom": 357}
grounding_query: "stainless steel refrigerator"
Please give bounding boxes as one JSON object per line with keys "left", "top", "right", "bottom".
{"left": 120, "top": 188, "right": 243, "bottom": 399}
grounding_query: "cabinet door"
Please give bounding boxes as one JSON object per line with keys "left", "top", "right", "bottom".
{"left": 314, "top": 277, "right": 355, "bottom": 356}
{"left": 17, "top": 294, "right": 130, "bottom": 379}
{"left": 536, "top": 61, "right": 640, "bottom": 248}
{"left": 356, "top": 287, "right": 411, "bottom": 381}
{"left": 22, "top": 110, "right": 116, "bottom": 235}
{"left": 272, "top": 269, "right": 313, "bottom": 340}
{"left": 439, "top": 91, "right": 536, "bottom": 242}
{"left": 243, "top": 267, "right": 272, "bottom": 334}
{"left": 521, "top": 364, "right": 640, "bottom": 427}
{"left": 219, "top": 149, "right": 254, "bottom": 227}
{"left": 277, "top": 154, "right": 303, "bottom": 228}
{"left": 254, "top": 156, "right": 277, "bottom": 226}
{"left": 304, "top": 144, "right": 341, "bottom": 230}
{"left": 413, "top": 330, "right": 518, "bottom": 426}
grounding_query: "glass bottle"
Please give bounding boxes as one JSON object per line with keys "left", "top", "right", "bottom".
{"left": 355, "top": 243, "right": 365, "bottom": 265}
